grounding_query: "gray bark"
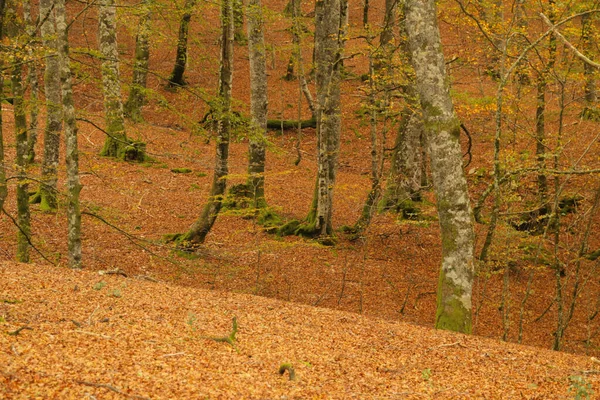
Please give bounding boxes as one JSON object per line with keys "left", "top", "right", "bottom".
{"left": 181, "top": 0, "right": 233, "bottom": 246}
{"left": 168, "top": 0, "right": 196, "bottom": 87}
{"left": 310, "top": 0, "right": 344, "bottom": 237}
{"left": 98, "top": 0, "right": 128, "bottom": 158}
{"left": 56, "top": 0, "right": 82, "bottom": 268}
{"left": 125, "top": 0, "right": 152, "bottom": 122}
{"left": 582, "top": 13, "right": 598, "bottom": 117}
{"left": 405, "top": 0, "right": 475, "bottom": 333}
{"left": 23, "top": 1, "right": 39, "bottom": 165}
{"left": 0, "top": 0, "right": 7, "bottom": 212}
{"left": 35, "top": 0, "right": 62, "bottom": 212}
{"left": 246, "top": 0, "right": 268, "bottom": 207}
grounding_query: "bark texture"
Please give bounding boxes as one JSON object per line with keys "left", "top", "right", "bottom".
{"left": 35, "top": 0, "right": 62, "bottom": 212}
{"left": 310, "top": 0, "right": 344, "bottom": 237}
{"left": 246, "top": 0, "right": 268, "bottom": 207}
{"left": 405, "top": 0, "right": 475, "bottom": 333}
{"left": 168, "top": 0, "right": 196, "bottom": 87}
{"left": 125, "top": 0, "right": 152, "bottom": 122}
{"left": 0, "top": 0, "right": 7, "bottom": 212}
{"left": 57, "top": 0, "right": 82, "bottom": 268}
{"left": 23, "top": 1, "right": 39, "bottom": 165}
{"left": 98, "top": 0, "right": 136, "bottom": 160}
{"left": 181, "top": 0, "right": 233, "bottom": 246}
{"left": 581, "top": 13, "right": 598, "bottom": 119}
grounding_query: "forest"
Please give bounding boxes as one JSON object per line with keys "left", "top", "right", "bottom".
{"left": 1, "top": 0, "right": 600, "bottom": 396}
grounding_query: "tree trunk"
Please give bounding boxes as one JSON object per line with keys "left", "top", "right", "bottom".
{"left": 168, "top": 0, "right": 196, "bottom": 87}
{"left": 362, "top": 0, "right": 369, "bottom": 27}
{"left": 56, "top": 0, "right": 82, "bottom": 269}
{"left": 581, "top": 13, "right": 598, "bottom": 119}
{"left": 33, "top": 0, "right": 62, "bottom": 213}
{"left": 246, "top": 0, "right": 268, "bottom": 208}
{"left": 405, "top": 0, "right": 475, "bottom": 334}
{"left": 310, "top": 0, "right": 344, "bottom": 238}
{"left": 125, "top": 0, "right": 152, "bottom": 122}
{"left": 99, "top": 0, "right": 141, "bottom": 160}
{"left": 233, "top": 0, "right": 245, "bottom": 43}
{"left": 13, "top": 61, "right": 31, "bottom": 262}
{"left": 0, "top": 0, "right": 7, "bottom": 212}
{"left": 23, "top": 1, "right": 39, "bottom": 165}
{"left": 179, "top": 0, "right": 233, "bottom": 247}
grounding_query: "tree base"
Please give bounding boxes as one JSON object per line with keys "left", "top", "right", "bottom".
{"left": 100, "top": 138, "right": 147, "bottom": 162}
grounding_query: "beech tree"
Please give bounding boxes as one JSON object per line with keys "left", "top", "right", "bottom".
{"left": 56, "top": 0, "right": 82, "bottom": 268}
{"left": 0, "top": 0, "right": 7, "bottom": 213}
{"left": 98, "top": 0, "right": 144, "bottom": 160}
{"left": 31, "top": 0, "right": 62, "bottom": 212}
{"left": 405, "top": 0, "right": 475, "bottom": 333}
{"left": 125, "top": 0, "right": 152, "bottom": 122}
{"left": 246, "top": 0, "right": 268, "bottom": 208}
{"left": 175, "top": 0, "right": 233, "bottom": 247}
{"left": 282, "top": 0, "right": 345, "bottom": 241}
{"left": 168, "top": 0, "right": 197, "bottom": 87}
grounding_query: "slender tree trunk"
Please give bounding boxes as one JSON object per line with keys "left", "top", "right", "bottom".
{"left": 246, "top": 0, "right": 267, "bottom": 208}
{"left": 363, "top": 0, "right": 369, "bottom": 26}
{"left": 581, "top": 13, "right": 598, "bottom": 119}
{"left": 310, "top": 0, "right": 344, "bottom": 238}
{"left": 0, "top": 0, "right": 7, "bottom": 212}
{"left": 125, "top": 0, "right": 151, "bottom": 122}
{"left": 290, "top": 0, "right": 315, "bottom": 116}
{"left": 180, "top": 0, "right": 233, "bottom": 246}
{"left": 405, "top": 0, "right": 475, "bottom": 333}
{"left": 32, "top": 0, "right": 62, "bottom": 213}
{"left": 168, "top": 0, "right": 196, "bottom": 87}
{"left": 99, "top": 0, "right": 137, "bottom": 160}
{"left": 13, "top": 61, "right": 31, "bottom": 262}
{"left": 233, "top": 0, "right": 245, "bottom": 43}
{"left": 23, "top": 1, "right": 39, "bottom": 165}
{"left": 56, "top": 0, "right": 82, "bottom": 269}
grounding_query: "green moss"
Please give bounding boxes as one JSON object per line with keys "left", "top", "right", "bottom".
{"left": 278, "top": 363, "right": 296, "bottom": 381}
{"left": 434, "top": 268, "right": 472, "bottom": 334}
{"left": 171, "top": 168, "right": 193, "bottom": 174}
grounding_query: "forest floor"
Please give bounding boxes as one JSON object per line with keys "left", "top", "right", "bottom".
{"left": 2, "top": 0, "right": 600, "bottom": 397}
{"left": 2, "top": 261, "right": 600, "bottom": 399}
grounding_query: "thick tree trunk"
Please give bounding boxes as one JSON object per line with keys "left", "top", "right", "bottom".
{"left": 180, "top": 0, "right": 233, "bottom": 247}
{"left": 99, "top": 0, "right": 139, "bottom": 160}
{"left": 125, "top": 0, "right": 152, "bottom": 122}
{"left": 56, "top": 0, "right": 82, "bottom": 269}
{"left": 168, "top": 0, "right": 196, "bottom": 87}
{"left": 246, "top": 0, "right": 268, "bottom": 208}
{"left": 308, "top": 0, "right": 344, "bottom": 238}
{"left": 33, "top": 0, "right": 62, "bottom": 212}
{"left": 405, "top": 0, "right": 475, "bottom": 333}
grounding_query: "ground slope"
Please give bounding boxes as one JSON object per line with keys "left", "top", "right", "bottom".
{"left": 1, "top": 262, "right": 598, "bottom": 399}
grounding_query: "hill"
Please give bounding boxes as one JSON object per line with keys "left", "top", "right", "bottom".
{"left": 1, "top": 262, "right": 599, "bottom": 399}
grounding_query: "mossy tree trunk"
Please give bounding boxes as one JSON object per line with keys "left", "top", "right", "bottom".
{"left": 125, "top": 0, "right": 152, "bottom": 122}
{"left": 168, "top": 0, "right": 196, "bottom": 87}
{"left": 13, "top": 59, "right": 31, "bottom": 262}
{"left": 405, "top": 0, "right": 475, "bottom": 334}
{"left": 581, "top": 13, "right": 598, "bottom": 118}
{"left": 0, "top": 0, "right": 7, "bottom": 213}
{"left": 98, "top": 0, "right": 134, "bottom": 160}
{"left": 306, "top": 0, "right": 345, "bottom": 238}
{"left": 32, "top": 0, "right": 62, "bottom": 213}
{"left": 23, "top": 1, "right": 39, "bottom": 165}
{"left": 57, "top": 0, "right": 82, "bottom": 269}
{"left": 180, "top": 0, "right": 233, "bottom": 247}
{"left": 246, "top": 0, "right": 267, "bottom": 208}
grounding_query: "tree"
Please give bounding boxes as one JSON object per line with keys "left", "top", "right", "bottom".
{"left": 98, "top": 0, "right": 144, "bottom": 161}
{"left": 285, "top": 0, "right": 345, "bottom": 241}
{"left": 246, "top": 0, "right": 268, "bottom": 208}
{"left": 56, "top": 0, "right": 82, "bottom": 268}
{"left": 175, "top": 0, "right": 234, "bottom": 247}
{"left": 405, "top": 0, "right": 475, "bottom": 333}
{"left": 31, "top": 0, "right": 62, "bottom": 213}
{"left": 168, "top": 0, "right": 197, "bottom": 87}
{"left": 0, "top": 0, "right": 7, "bottom": 213}
{"left": 581, "top": 12, "right": 599, "bottom": 119}
{"left": 124, "top": 0, "right": 152, "bottom": 122}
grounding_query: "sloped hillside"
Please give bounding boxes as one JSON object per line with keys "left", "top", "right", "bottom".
{"left": 1, "top": 262, "right": 598, "bottom": 399}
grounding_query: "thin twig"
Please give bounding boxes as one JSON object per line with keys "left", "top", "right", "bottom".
{"left": 76, "top": 380, "right": 150, "bottom": 400}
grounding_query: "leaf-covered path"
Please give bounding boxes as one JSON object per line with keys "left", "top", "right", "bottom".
{"left": 1, "top": 262, "right": 598, "bottom": 398}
